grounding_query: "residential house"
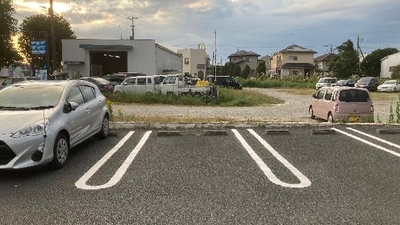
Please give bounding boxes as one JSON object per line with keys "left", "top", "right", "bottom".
{"left": 380, "top": 52, "right": 400, "bottom": 78}
{"left": 228, "top": 50, "right": 260, "bottom": 76}
{"left": 177, "top": 44, "right": 210, "bottom": 80}
{"left": 270, "top": 44, "right": 317, "bottom": 78}
{"left": 259, "top": 55, "right": 271, "bottom": 74}
{"left": 314, "top": 53, "right": 337, "bottom": 74}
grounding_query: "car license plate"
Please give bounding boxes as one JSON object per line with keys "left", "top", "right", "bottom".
{"left": 348, "top": 116, "right": 360, "bottom": 122}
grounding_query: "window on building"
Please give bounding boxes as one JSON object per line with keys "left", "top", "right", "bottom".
{"left": 245, "top": 57, "right": 250, "bottom": 62}
{"left": 184, "top": 58, "right": 189, "bottom": 64}
{"left": 389, "top": 66, "right": 395, "bottom": 72}
{"left": 289, "top": 56, "right": 298, "bottom": 61}
{"left": 289, "top": 70, "right": 298, "bottom": 75}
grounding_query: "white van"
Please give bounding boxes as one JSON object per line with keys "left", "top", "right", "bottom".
{"left": 113, "top": 75, "right": 161, "bottom": 94}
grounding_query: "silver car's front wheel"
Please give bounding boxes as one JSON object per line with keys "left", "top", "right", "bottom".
{"left": 97, "top": 115, "right": 109, "bottom": 139}
{"left": 50, "top": 133, "right": 69, "bottom": 169}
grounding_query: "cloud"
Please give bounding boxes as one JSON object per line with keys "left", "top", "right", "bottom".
{"left": 12, "top": 0, "right": 400, "bottom": 60}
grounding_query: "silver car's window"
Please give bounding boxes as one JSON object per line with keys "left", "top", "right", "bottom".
{"left": 0, "top": 84, "right": 64, "bottom": 108}
{"left": 67, "top": 86, "right": 85, "bottom": 105}
{"left": 79, "top": 85, "right": 96, "bottom": 102}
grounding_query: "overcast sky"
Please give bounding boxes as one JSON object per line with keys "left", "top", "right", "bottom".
{"left": 12, "top": 0, "right": 400, "bottom": 64}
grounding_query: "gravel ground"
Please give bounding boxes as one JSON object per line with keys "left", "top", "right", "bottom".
{"left": 112, "top": 88, "right": 397, "bottom": 124}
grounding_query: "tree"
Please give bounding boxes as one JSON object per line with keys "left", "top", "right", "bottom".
{"left": 233, "top": 64, "right": 241, "bottom": 77}
{"left": 329, "top": 40, "right": 360, "bottom": 78}
{"left": 0, "top": 0, "right": 22, "bottom": 67}
{"left": 241, "top": 65, "right": 251, "bottom": 78}
{"left": 18, "top": 14, "right": 76, "bottom": 73}
{"left": 392, "top": 64, "right": 400, "bottom": 79}
{"left": 257, "top": 61, "right": 266, "bottom": 75}
{"left": 360, "top": 48, "right": 399, "bottom": 76}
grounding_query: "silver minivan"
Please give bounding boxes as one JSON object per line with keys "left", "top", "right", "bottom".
{"left": 309, "top": 86, "right": 374, "bottom": 123}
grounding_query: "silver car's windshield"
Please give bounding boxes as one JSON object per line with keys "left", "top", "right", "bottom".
{"left": 0, "top": 84, "right": 64, "bottom": 109}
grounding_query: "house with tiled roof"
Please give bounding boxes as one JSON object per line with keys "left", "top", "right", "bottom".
{"left": 270, "top": 44, "right": 317, "bottom": 78}
{"left": 228, "top": 50, "right": 260, "bottom": 76}
{"left": 259, "top": 55, "right": 271, "bottom": 72}
{"left": 314, "top": 53, "right": 337, "bottom": 73}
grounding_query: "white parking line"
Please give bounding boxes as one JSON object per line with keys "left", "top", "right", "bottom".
{"left": 232, "top": 129, "right": 311, "bottom": 188}
{"left": 75, "top": 131, "right": 152, "bottom": 190}
{"left": 332, "top": 128, "right": 400, "bottom": 158}
{"left": 346, "top": 127, "right": 400, "bottom": 149}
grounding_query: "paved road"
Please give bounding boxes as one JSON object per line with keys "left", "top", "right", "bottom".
{"left": 1, "top": 125, "right": 400, "bottom": 224}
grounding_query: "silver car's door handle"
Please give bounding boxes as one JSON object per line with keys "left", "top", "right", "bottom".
{"left": 86, "top": 108, "right": 90, "bottom": 113}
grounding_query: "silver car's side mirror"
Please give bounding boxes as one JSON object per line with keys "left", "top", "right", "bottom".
{"left": 64, "top": 101, "right": 79, "bottom": 113}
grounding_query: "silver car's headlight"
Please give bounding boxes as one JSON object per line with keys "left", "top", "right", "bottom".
{"left": 11, "top": 119, "right": 49, "bottom": 138}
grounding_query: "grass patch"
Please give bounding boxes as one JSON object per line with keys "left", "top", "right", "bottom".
{"left": 105, "top": 88, "right": 283, "bottom": 107}
{"left": 370, "top": 92, "right": 400, "bottom": 102}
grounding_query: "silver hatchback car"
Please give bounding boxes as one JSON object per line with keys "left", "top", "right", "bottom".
{"left": 0, "top": 80, "right": 110, "bottom": 170}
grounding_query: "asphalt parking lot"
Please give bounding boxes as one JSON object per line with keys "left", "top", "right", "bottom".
{"left": 1, "top": 125, "right": 400, "bottom": 224}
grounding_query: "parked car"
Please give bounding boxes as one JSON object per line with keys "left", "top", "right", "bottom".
{"left": 104, "top": 72, "right": 146, "bottom": 85}
{"left": 206, "top": 75, "right": 242, "bottom": 89}
{"left": 315, "top": 77, "right": 337, "bottom": 89}
{"left": 309, "top": 86, "right": 374, "bottom": 123}
{"left": 79, "top": 77, "right": 115, "bottom": 92}
{"left": 355, "top": 77, "right": 380, "bottom": 92}
{"left": 0, "top": 80, "right": 110, "bottom": 170}
{"left": 113, "top": 75, "right": 162, "bottom": 94}
{"left": 377, "top": 80, "right": 400, "bottom": 92}
{"left": 0, "top": 77, "right": 40, "bottom": 90}
{"left": 336, "top": 79, "right": 355, "bottom": 87}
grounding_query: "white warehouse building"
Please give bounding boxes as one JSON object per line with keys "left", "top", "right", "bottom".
{"left": 61, "top": 39, "right": 182, "bottom": 78}
{"left": 380, "top": 52, "right": 400, "bottom": 78}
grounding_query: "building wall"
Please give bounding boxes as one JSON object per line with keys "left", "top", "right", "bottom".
{"left": 282, "top": 52, "right": 314, "bottom": 64}
{"left": 177, "top": 48, "right": 209, "bottom": 78}
{"left": 381, "top": 52, "right": 400, "bottom": 78}
{"left": 155, "top": 45, "right": 182, "bottom": 74}
{"left": 62, "top": 39, "right": 181, "bottom": 78}
{"left": 271, "top": 52, "right": 315, "bottom": 76}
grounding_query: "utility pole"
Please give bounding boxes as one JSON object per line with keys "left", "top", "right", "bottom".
{"left": 49, "top": 0, "right": 56, "bottom": 78}
{"left": 214, "top": 30, "right": 217, "bottom": 78}
{"left": 357, "top": 35, "right": 365, "bottom": 73}
{"left": 357, "top": 35, "right": 365, "bottom": 59}
{"left": 127, "top": 17, "right": 138, "bottom": 40}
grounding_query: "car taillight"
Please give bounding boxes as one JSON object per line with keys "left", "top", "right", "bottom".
{"left": 334, "top": 103, "right": 339, "bottom": 112}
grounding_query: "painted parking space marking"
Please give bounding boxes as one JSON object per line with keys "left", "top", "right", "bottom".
{"left": 346, "top": 127, "right": 400, "bottom": 149}
{"left": 332, "top": 128, "right": 400, "bottom": 158}
{"left": 75, "top": 131, "right": 152, "bottom": 190}
{"left": 232, "top": 129, "right": 311, "bottom": 189}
